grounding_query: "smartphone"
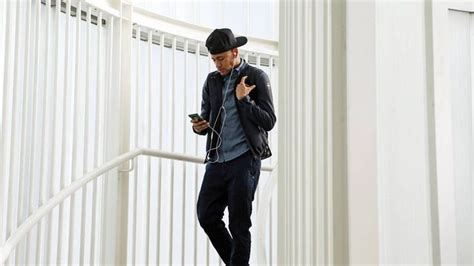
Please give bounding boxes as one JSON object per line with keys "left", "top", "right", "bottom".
{"left": 188, "top": 113, "right": 204, "bottom": 121}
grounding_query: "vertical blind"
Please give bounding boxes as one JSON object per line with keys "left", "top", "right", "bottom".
{"left": 0, "top": 1, "right": 112, "bottom": 264}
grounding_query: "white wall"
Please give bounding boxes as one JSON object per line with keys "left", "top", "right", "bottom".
{"left": 346, "top": 1, "right": 474, "bottom": 265}
{"left": 346, "top": 1, "right": 435, "bottom": 264}
{"left": 375, "top": 1, "right": 433, "bottom": 264}
{"left": 280, "top": 0, "right": 474, "bottom": 265}
{"left": 433, "top": 2, "right": 474, "bottom": 265}
{"left": 448, "top": 9, "right": 473, "bottom": 265}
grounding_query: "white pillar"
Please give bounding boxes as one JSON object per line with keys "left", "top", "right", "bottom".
{"left": 116, "top": 1, "right": 133, "bottom": 264}
{"left": 346, "top": 1, "right": 379, "bottom": 264}
{"left": 434, "top": 2, "right": 474, "bottom": 265}
{"left": 101, "top": 1, "right": 133, "bottom": 264}
{"left": 373, "top": 1, "right": 438, "bottom": 264}
{"left": 278, "top": 0, "right": 341, "bottom": 264}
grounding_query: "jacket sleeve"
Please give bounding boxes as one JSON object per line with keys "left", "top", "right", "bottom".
{"left": 237, "top": 71, "right": 277, "bottom": 131}
{"left": 193, "top": 77, "right": 211, "bottom": 135}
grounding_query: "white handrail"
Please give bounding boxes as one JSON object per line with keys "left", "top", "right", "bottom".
{"left": 0, "top": 148, "right": 275, "bottom": 264}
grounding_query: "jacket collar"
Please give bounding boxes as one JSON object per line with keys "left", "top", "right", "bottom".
{"left": 210, "top": 58, "right": 249, "bottom": 80}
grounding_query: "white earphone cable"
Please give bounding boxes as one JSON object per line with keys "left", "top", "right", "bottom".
{"left": 206, "top": 57, "right": 238, "bottom": 163}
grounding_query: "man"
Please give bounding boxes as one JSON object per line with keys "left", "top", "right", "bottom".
{"left": 191, "top": 28, "right": 276, "bottom": 265}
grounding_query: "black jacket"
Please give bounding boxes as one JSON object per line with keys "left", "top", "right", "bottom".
{"left": 194, "top": 60, "right": 277, "bottom": 162}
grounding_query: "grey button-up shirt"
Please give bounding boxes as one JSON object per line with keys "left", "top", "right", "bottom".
{"left": 216, "top": 59, "right": 249, "bottom": 162}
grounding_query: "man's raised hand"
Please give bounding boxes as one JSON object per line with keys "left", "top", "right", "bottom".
{"left": 236, "top": 76, "right": 256, "bottom": 100}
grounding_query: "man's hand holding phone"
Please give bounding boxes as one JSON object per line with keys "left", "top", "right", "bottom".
{"left": 189, "top": 113, "right": 209, "bottom": 133}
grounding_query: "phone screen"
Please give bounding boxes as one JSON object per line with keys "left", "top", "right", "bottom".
{"left": 188, "top": 113, "right": 203, "bottom": 121}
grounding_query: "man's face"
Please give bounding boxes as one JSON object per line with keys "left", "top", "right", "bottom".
{"left": 211, "top": 49, "right": 236, "bottom": 76}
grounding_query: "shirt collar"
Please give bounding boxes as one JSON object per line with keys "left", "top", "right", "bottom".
{"left": 234, "top": 58, "right": 245, "bottom": 72}
{"left": 224, "top": 58, "right": 246, "bottom": 79}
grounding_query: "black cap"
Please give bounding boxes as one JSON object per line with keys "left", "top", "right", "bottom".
{"left": 205, "top": 28, "right": 247, "bottom": 55}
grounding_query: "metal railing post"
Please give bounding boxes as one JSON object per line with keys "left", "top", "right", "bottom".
{"left": 116, "top": 1, "right": 133, "bottom": 265}
{"left": 100, "top": 1, "right": 133, "bottom": 264}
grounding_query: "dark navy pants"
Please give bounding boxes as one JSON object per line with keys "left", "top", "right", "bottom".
{"left": 197, "top": 151, "right": 261, "bottom": 266}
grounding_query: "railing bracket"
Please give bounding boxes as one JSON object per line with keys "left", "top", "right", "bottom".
{"left": 118, "top": 158, "right": 136, "bottom": 173}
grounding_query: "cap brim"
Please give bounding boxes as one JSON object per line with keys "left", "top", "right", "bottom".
{"left": 208, "top": 36, "right": 248, "bottom": 55}
{"left": 235, "top": 36, "right": 248, "bottom": 48}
